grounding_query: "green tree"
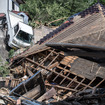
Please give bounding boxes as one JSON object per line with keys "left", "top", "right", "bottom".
{"left": 100, "top": 0, "right": 105, "bottom": 5}
{"left": 20, "top": 0, "right": 101, "bottom": 27}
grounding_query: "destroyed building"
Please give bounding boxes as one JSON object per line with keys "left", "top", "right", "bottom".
{"left": 1, "top": 3, "right": 105, "bottom": 105}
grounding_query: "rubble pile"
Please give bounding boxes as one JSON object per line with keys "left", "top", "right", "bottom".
{"left": 0, "top": 47, "right": 105, "bottom": 105}
{"left": 1, "top": 3, "right": 105, "bottom": 105}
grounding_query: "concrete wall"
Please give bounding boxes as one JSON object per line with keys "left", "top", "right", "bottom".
{"left": 0, "top": 0, "right": 8, "bottom": 14}
{"left": 34, "top": 25, "right": 54, "bottom": 43}
{"left": 0, "top": 0, "right": 19, "bottom": 14}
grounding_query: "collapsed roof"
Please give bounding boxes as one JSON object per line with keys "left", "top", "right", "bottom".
{"left": 11, "top": 3, "right": 105, "bottom": 61}
{"left": 10, "top": 2, "right": 105, "bottom": 83}
{"left": 8, "top": 3, "right": 105, "bottom": 102}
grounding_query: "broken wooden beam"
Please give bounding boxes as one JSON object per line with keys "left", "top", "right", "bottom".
{"left": 37, "top": 87, "right": 56, "bottom": 102}
{"left": 45, "top": 83, "right": 77, "bottom": 92}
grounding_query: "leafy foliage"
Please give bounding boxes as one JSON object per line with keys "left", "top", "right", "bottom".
{"left": 0, "top": 65, "right": 9, "bottom": 77}
{"left": 0, "top": 56, "right": 9, "bottom": 77}
{"left": 8, "top": 49, "right": 15, "bottom": 58}
{"left": 100, "top": 0, "right": 105, "bottom": 5}
{"left": 20, "top": 0, "right": 105, "bottom": 27}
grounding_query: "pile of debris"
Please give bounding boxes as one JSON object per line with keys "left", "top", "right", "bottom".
{"left": 1, "top": 67, "right": 105, "bottom": 105}
{"left": 1, "top": 3, "right": 105, "bottom": 105}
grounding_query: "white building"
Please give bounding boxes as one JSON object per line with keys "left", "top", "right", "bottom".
{"left": 0, "top": 0, "right": 24, "bottom": 14}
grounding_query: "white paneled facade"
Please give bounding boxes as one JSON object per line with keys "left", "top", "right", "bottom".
{"left": 0, "top": 0, "right": 20, "bottom": 14}
{"left": 9, "top": 0, "right": 20, "bottom": 11}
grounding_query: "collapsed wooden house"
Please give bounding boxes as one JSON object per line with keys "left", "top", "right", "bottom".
{"left": 9, "top": 3, "right": 105, "bottom": 98}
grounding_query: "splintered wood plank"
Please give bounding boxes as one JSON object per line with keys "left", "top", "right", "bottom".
{"left": 45, "top": 83, "right": 77, "bottom": 92}
{"left": 37, "top": 87, "right": 56, "bottom": 102}
{"left": 5, "top": 79, "right": 9, "bottom": 87}
{"left": 60, "top": 56, "right": 77, "bottom": 67}
{"left": 48, "top": 62, "right": 59, "bottom": 69}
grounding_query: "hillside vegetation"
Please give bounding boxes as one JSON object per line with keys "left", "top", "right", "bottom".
{"left": 20, "top": 0, "right": 105, "bottom": 27}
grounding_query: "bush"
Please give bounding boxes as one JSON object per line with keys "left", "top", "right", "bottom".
{"left": 0, "top": 64, "right": 9, "bottom": 77}
{"left": 8, "top": 49, "right": 15, "bottom": 58}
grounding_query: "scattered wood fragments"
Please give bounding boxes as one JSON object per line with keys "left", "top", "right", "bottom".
{"left": 9, "top": 71, "right": 46, "bottom": 100}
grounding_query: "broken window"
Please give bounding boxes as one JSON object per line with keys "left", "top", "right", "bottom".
{"left": 16, "top": 30, "right": 33, "bottom": 43}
